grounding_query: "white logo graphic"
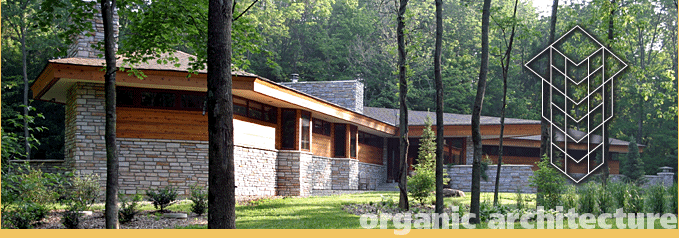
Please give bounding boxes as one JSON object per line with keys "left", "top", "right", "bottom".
{"left": 525, "top": 26, "right": 627, "bottom": 183}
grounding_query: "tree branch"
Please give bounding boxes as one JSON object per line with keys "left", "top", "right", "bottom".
{"left": 233, "top": 0, "right": 259, "bottom": 22}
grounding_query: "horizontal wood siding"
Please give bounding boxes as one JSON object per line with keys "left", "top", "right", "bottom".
{"left": 358, "top": 143, "right": 383, "bottom": 165}
{"left": 118, "top": 107, "right": 276, "bottom": 150}
{"left": 312, "top": 133, "right": 333, "bottom": 158}
{"left": 117, "top": 107, "right": 207, "bottom": 141}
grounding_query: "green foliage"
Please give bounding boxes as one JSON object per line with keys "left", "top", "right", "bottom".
{"left": 68, "top": 173, "right": 100, "bottom": 209}
{"left": 622, "top": 138, "right": 645, "bottom": 182}
{"left": 529, "top": 155, "right": 566, "bottom": 210}
{"left": 146, "top": 185, "right": 178, "bottom": 212}
{"left": 561, "top": 185, "right": 578, "bottom": 212}
{"left": 515, "top": 190, "right": 525, "bottom": 210}
{"left": 669, "top": 183, "right": 678, "bottom": 214}
{"left": 577, "top": 182, "right": 599, "bottom": 214}
{"left": 608, "top": 182, "right": 630, "bottom": 212}
{"left": 596, "top": 184, "right": 615, "bottom": 214}
{"left": 3, "top": 202, "right": 50, "bottom": 229}
{"left": 119, "top": 194, "right": 143, "bottom": 224}
{"left": 407, "top": 118, "right": 449, "bottom": 205}
{"left": 625, "top": 184, "right": 645, "bottom": 214}
{"left": 189, "top": 183, "right": 208, "bottom": 216}
{"left": 61, "top": 203, "right": 84, "bottom": 229}
{"left": 644, "top": 184, "right": 666, "bottom": 215}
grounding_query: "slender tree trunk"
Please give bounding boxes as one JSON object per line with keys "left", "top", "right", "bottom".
{"left": 101, "top": 0, "right": 119, "bottom": 229}
{"left": 21, "top": 26, "right": 30, "bottom": 160}
{"left": 603, "top": 0, "right": 617, "bottom": 186}
{"left": 541, "top": 0, "right": 559, "bottom": 158}
{"left": 470, "top": 0, "right": 491, "bottom": 225}
{"left": 207, "top": 0, "right": 235, "bottom": 229}
{"left": 397, "top": 0, "right": 410, "bottom": 211}
{"left": 494, "top": 0, "right": 519, "bottom": 206}
{"left": 434, "top": 0, "right": 444, "bottom": 218}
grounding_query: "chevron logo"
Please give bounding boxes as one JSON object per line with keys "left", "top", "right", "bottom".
{"left": 525, "top": 25, "right": 627, "bottom": 183}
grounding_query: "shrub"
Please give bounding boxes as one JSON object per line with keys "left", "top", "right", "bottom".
{"left": 1, "top": 163, "right": 61, "bottom": 228}
{"left": 119, "top": 193, "right": 142, "bottom": 224}
{"left": 596, "top": 184, "right": 615, "bottom": 214}
{"left": 609, "top": 182, "right": 628, "bottom": 212}
{"left": 4, "top": 203, "right": 49, "bottom": 229}
{"left": 529, "top": 154, "right": 566, "bottom": 210}
{"left": 622, "top": 138, "right": 645, "bottom": 182}
{"left": 561, "top": 185, "right": 578, "bottom": 212}
{"left": 625, "top": 184, "right": 644, "bottom": 214}
{"left": 578, "top": 182, "right": 599, "bottom": 214}
{"left": 61, "top": 204, "right": 84, "bottom": 229}
{"left": 407, "top": 117, "right": 449, "bottom": 205}
{"left": 146, "top": 185, "right": 178, "bottom": 212}
{"left": 645, "top": 184, "right": 666, "bottom": 215}
{"left": 515, "top": 190, "right": 525, "bottom": 211}
{"left": 190, "top": 184, "right": 208, "bottom": 216}
{"left": 669, "top": 183, "right": 678, "bottom": 214}
{"left": 69, "top": 173, "right": 100, "bottom": 209}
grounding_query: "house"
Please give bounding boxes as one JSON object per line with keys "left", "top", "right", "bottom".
{"left": 29, "top": 9, "right": 640, "bottom": 196}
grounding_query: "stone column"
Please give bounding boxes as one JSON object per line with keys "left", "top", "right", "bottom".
{"left": 465, "top": 136, "right": 474, "bottom": 165}
{"left": 276, "top": 150, "right": 313, "bottom": 196}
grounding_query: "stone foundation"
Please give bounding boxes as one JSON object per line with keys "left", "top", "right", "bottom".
{"left": 331, "top": 158, "right": 359, "bottom": 189}
{"left": 276, "top": 150, "right": 313, "bottom": 196}
{"left": 447, "top": 164, "right": 536, "bottom": 193}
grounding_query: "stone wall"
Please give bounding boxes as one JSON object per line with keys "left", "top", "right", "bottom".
{"left": 276, "top": 150, "right": 313, "bottom": 196}
{"left": 358, "top": 162, "right": 387, "bottom": 190}
{"left": 447, "top": 165, "right": 536, "bottom": 193}
{"left": 465, "top": 137, "right": 473, "bottom": 165}
{"left": 309, "top": 156, "right": 333, "bottom": 190}
{"left": 280, "top": 80, "right": 364, "bottom": 113}
{"left": 67, "top": 4, "right": 119, "bottom": 59}
{"left": 331, "top": 158, "right": 359, "bottom": 189}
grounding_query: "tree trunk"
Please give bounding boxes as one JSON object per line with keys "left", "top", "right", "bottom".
{"left": 494, "top": 0, "right": 519, "bottom": 206}
{"left": 603, "top": 0, "right": 617, "bottom": 187}
{"left": 541, "top": 0, "right": 559, "bottom": 158}
{"left": 434, "top": 0, "right": 444, "bottom": 218}
{"left": 470, "top": 0, "right": 491, "bottom": 224}
{"left": 101, "top": 0, "right": 119, "bottom": 229}
{"left": 207, "top": 0, "right": 236, "bottom": 229}
{"left": 21, "top": 26, "right": 30, "bottom": 160}
{"left": 397, "top": 0, "right": 410, "bottom": 211}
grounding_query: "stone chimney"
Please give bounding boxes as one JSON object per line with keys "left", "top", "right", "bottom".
{"left": 291, "top": 74, "right": 299, "bottom": 83}
{"left": 281, "top": 79, "right": 364, "bottom": 114}
{"left": 67, "top": 4, "right": 119, "bottom": 59}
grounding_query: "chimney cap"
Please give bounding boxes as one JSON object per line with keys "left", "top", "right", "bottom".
{"left": 291, "top": 73, "right": 299, "bottom": 83}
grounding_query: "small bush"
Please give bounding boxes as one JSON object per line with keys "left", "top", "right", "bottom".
{"left": 69, "top": 173, "right": 100, "bottom": 209}
{"left": 625, "top": 184, "right": 644, "bottom": 214}
{"left": 596, "top": 184, "right": 615, "bottom": 214}
{"left": 119, "top": 193, "right": 142, "bottom": 224}
{"left": 561, "top": 185, "right": 578, "bottom": 212}
{"left": 515, "top": 190, "right": 525, "bottom": 210}
{"left": 5, "top": 203, "right": 49, "bottom": 229}
{"left": 529, "top": 155, "right": 566, "bottom": 210}
{"left": 609, "top": 182, "right": 628, "bottom": 212}
{"left": 190, "top": 184, "right": 208, "bottom": 216}
{"left": 146, "top": 185, "right": 178, "bottom": 212}
{"left": 669, "top": 183, "right": 678, "bottom": 214}
{"left": 645, "top": 184, "right": 666, "bottom": 215}
{"left": 407, "top": 117, "right": 450, "bottom": 205}
{"left": 578, "top": 182, "right": 599, "bottom": 214}
{"left": 408, "top": 169, "right": 435, "bottom": 205}
{"left": 61, "top": 204, "right": 84, "bottom": 229}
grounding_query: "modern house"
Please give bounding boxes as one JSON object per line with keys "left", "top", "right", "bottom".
{"left": 28, "top": 9, "right": 640, "bottom": 196}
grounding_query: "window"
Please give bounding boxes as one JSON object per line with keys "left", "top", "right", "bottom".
{"left": 313, "top": 119, "right": 331, "bottom": 136}
{"left": 248, "top": 101, "right": 264, "bottom": 120}
{"left": 350, "top": 126, "right": 357, "bottom": 158}
{"left": 141, "top": 92, "right": 176, "bottom": 108}
{"left": 358, "top": 131, "right": 383, "bottom": 148}
{"left": 301, "top": 112, "right": 310, "bottom": 150}
{"left": 264, "top": 106, "right": 277, "bottom": 124}
{"left": 233, "top": 97, "right": 247, "bottom": 116}
{"left": 181, "top": 94, "right": 205, "bottom": 109}
{"left": 334, "top": 124, "right": 346, "bottom": 157}
{"left": 117, "top": 90, "right": 135, "bottom": 106}
{"left": 281, "top": 109, "right": 297, "bottom": 149}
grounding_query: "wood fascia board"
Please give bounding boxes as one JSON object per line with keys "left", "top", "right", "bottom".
{"left": 50, "top": 64, "right": 208, "bottom": 90}
{"left": 252, "top": 78, "right": 397, "bottom": 135}
{"left": 31, "top": 63, "right": 55, "bottom": 99}
{"left": 405, "top": 124, "right": 541, "bottom": 137}
{"left": 482, "top": 138, "right": 636, "bottom": 153}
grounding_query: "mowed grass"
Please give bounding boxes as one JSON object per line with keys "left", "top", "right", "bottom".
{"left": 179, "top": 191, "right": 535, "bottom": 229}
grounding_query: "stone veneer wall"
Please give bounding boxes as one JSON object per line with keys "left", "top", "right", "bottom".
{"left": 67, "top": 4, "right": 119, "bottom": 59}
{"left": 358, "top": 162, "right": 387, "bottom": 190}
{"left": 280, "top": 80, "right": 364, "bottom": 113}
{"left": 331, "top": 158, "right": 359, "bottom": 189}
{"left": 465, "top": 137, "right": 473, "bottom": 165}
{"left": 448, "top": 165, "right": 536, "bottom": 193}
{"left": 310, "top": 156, "right": 333, "bottom": 190}
{"left": 277, "top": 150, "right": 313, "bottom": 196}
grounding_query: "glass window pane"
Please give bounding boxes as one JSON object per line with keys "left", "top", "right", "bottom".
{"left": 281, "top": 110, "right": 296, "bottom": 149}
{"left": 181, "top": 94, "right": 204, "bottom": 109}
{"left": 117, "top": 90, "right": 135, "bottom": 106}
{"left": 301, "top": 113, "right": 310, "bottom": 150}
{"left": 234, "top": 104, "right": 247, "bottom": 116}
